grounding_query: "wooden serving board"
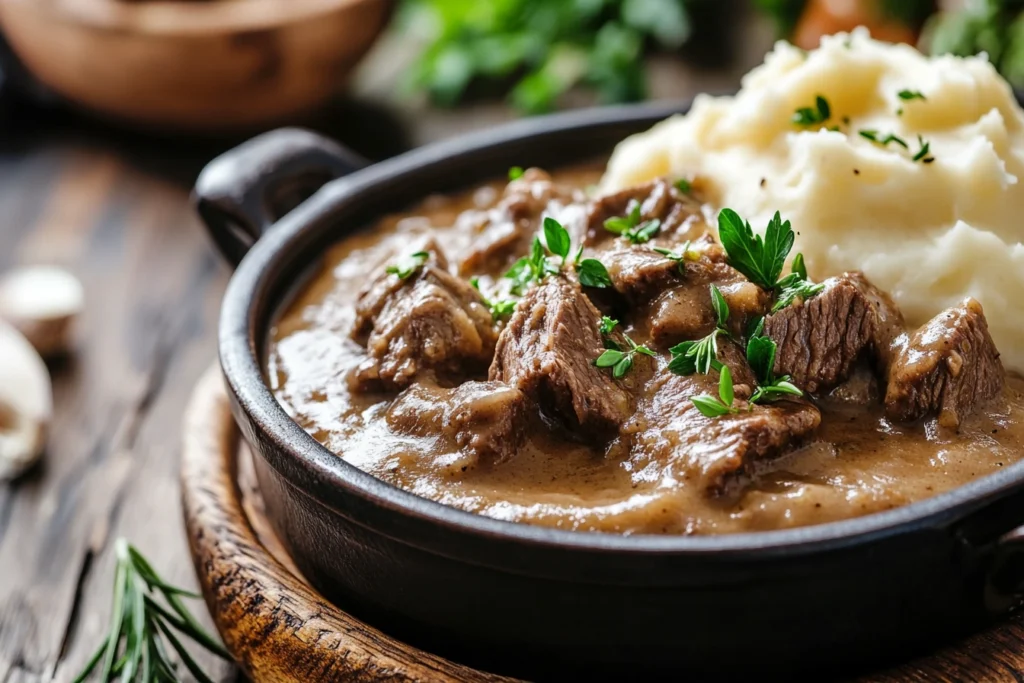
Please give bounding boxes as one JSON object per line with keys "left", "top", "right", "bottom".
{"left": 180, "top": 366, "right": 1024, "bottom": 682}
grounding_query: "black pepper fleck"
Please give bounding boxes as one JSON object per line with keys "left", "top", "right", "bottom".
{"left": 853, "top": 169, "right": 860, "bottom": 175}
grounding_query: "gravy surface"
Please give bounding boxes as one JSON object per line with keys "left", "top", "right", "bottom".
{"left": 269, "top": 165, "right": 1024, "bottom": 535}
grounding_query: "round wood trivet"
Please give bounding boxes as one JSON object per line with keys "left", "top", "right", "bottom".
{"left": 181, "top": 366, "right": 1024, "bottom": 682}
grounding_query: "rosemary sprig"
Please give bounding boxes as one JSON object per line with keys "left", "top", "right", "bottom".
{"left": 74, "top": 539, "right": 230, "bottom": 683}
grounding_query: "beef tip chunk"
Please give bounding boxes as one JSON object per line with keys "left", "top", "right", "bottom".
{"left": 459, "top": 169, "right": 586, "bottom": 275}
{"left": 623, "top": 372, "right": 821, "bottom": 496}
{"left": 489, "top": 276, "right": 641, "bottom": 435}
{"left": 885, "top": 298, "right": 1004, "bottom": 429}
{"left": 386, "top": 380, "right": 527, "bottom": 464}
{"left": 764, "top": 272, "right": 903, "bottom": 394}
{"left": 585, "top": 178, "right": 706, "bottom": 246}
{"left": 352, "top": 251, "right": 496, "bottom": 391}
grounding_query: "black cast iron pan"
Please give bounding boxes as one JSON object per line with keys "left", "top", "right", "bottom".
{"left": 193, "top": 102, "right": 1024, "bottom": 681}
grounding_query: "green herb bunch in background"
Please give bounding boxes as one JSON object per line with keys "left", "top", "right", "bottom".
{"left": 401, "top": 0, "right": 702, "bottom": 114}
{"left": 922, "top": 0, "right": 1024, "bottom": 89}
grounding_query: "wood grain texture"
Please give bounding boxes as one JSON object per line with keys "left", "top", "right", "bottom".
{"left": 181, "top": 367, "right": 517, "bottom": 683}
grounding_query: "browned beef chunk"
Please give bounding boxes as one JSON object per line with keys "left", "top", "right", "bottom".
{"left": 885, "top": 298, "right": 1004, "bottom": 428}
{"left": 602, "top": 236, "right": 769, "bottom": 345}
{"left": 764, "top": 272, "right": 903, "bottom": 394}
{"left": 489, "top": 276, "right": 642, "bottom": 435}
{"left": 459, "top": 169, "right": 586, "bottom": 275}
{"left": 352, "top": 252, "right": 496, "bottom": 391}
{"left": 585, "top": 178, "right": 706, "bottom": 246}
{"left": 386, "top": 380, "right": 527, "bottom": 464}
{"left": 623, "top": 372, "right": 821, "bottom": 496}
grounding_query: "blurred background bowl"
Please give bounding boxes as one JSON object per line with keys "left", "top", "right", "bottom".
{"left": 0, "top": 0, "right": 394, "bottom": 132}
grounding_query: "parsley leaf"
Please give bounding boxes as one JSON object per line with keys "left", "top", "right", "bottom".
{"left": 577, "top": 258, "right": 613, "bottom": 288}
{"left": 718, "top": 209, "right": 793, "bottom": 290}
{"left": 603, "top": 203, "right": 661, "bottom": 244}
{"left": 599, "top": 316, "right": 619, "bottom": 335}
{"left": 674, "top": 178, "right": 692, "bottom": 193}
{"left": 792, "top": 95, "right": 831, "bottom": 126}
{"left": 595, "top": 330, "right": 654, "bottom": 378}
{"left": 386, "top": 251, "right": 430, "bottom": 280}
{"left": 508, "top": 166, "right": 525, "bottom": 181}
{"left": 898, "top": 90, "right": 926, "bottom": 101}
{"left": 691, "top": 365, "right": 740, "bottom": 417}
{"left": 544, "top": 216, "right": 571, "bottom": 262}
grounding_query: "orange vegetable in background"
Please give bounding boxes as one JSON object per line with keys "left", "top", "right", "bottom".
{"left": 793, "top": 0, "right": 921, "bottom": 47}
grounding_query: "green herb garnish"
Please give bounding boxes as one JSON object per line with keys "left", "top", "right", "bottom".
{"left": 508, "top": 166, "right": 525, "bottom": 181}
{"left": 772, "top": 253, "right": 826, "bottom": 312}
{"left": 603, "top": 202, "right": 661, "bottom": 244}
{"left": 595, "top": 333, "right": 655, "bottom": 378}
{"left": 898, "top": 89, "right": 927, "bottom": 101}
{"left": 858, "top": 129, "right": 909, "bottom": 149}
{"left": 674, "top": 178, "right": 692, "bottom": 193}
{"left": 506, "top": 237, "right": 559, "bottom": 295}
{"left": 792, "top": 95, "right": 831, "bottom": 126}
{"left": 544, "top": 216, "right": 572, "bottom": 264}
{"left": 691, "top": 365, "right": 740, "bottom": 418}
{"left": 505, "top": 218, "right": 611, "bottom": 293}
{"left": 470, "top": 277, "right": 517, "bottom": 321}
{"left": 386, "top": 251, "right": 430, "bottom": 280}
{"left": 668, "top": 284, "right": 730, "bottom": 376}
{"left": 73, "top": 539, "right": 230, "bottom": 683}
{"left": 653, "top": 242, "right": 699, "bottom": 272}
{"left": 746, "top": 331, "right": 803, "bottom": 404}
{"left": 717, "top": 209, "right": 793, "bottom": 291}
{"left": 577, "top": 258, "right": 613, "bottom": 288}
{"left": 912, "top": 135, "right": 935, "bottom": 163}
{"left": 599, "top": 316, "right": 619, "bottom": 336}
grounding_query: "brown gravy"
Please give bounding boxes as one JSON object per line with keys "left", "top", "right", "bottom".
{"left": 268, "top": 164, "right": 1024, "bottom": 535}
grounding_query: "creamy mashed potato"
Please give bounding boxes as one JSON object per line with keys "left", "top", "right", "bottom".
{"left": 602, "top": 28, "right": 1024, "bottom": 373}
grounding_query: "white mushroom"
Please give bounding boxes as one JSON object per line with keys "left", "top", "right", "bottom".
{"left": 0, "top": 265, "right": 84, "bottom": 356}
{"left": 0, "top": 320, "right": 52, "bottom": 480}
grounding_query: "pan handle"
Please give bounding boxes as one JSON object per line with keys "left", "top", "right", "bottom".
{"left": 194, "top": 127, "right": 368, "bottom": 265}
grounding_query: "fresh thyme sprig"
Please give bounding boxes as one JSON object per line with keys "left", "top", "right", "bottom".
{"left": 506, "top": 217, "right": 612, "bottom": 292}
{"left": 691, "top": 365, "right": 740, "bottom": 418}
{"left": 386, "top": 251, "right": 429, "bottom": 280}
{"left": 912, "top": 135, "right": 935, "bottom": 163}
{"left": 603, "top": 202, "right": 661, "bottom": 244}
{"left": 469, "top": 277, "right": 517, "bottom": 321}
{"left": 898, "top": 89, "right": 926, "bottom": 101}
{"left": 595, "top": 318, "right": 655, "bottom": 378}
{"left": 74, "top": 539, "right": 230, "bottom": 683}
{"left": 653, "top": 242, "right": 699, "bottom": 273}
{"left": 772, "top": 253, "right": 825, "bottom": 312}
{"left": 668, "top": 284, "right": 730, "bottom": 376}
{"left": 792, "top": 95, "right": 831, "bottom": 126}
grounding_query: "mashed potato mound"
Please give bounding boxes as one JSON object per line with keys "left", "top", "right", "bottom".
{"left": 602, "top": 28, "right": 1024, "bottom": 373}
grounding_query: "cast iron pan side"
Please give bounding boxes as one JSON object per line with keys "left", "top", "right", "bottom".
{"left": 194, "top": 104, "right": 1024, "bottom": 677}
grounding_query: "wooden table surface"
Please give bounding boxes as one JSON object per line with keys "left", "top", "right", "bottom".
{"left": 0, "top": 25, "right": 767, "bottom": 680}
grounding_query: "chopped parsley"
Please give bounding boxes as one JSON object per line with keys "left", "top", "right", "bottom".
{"left": 691, "top": 365, "right": 740, "bottom": 418}
{"left": 674, "top": 178, "right": 692, "bottom": 193}
{"left": 599, "top": 316, "right": 619, "bottom": 336}
{"left": 898, "top": 90, "right": 927, "bottom": 101}
{"left": 386, "top": 251, "right": 430, "bottom": 280}
{"left": 792, "top": 95, "right": 831, "bottom": 126}
{"left": 717, "top": 209, "right": 792, "bottom": 291}
{"left": 595, "top": 332, "right": 655, "bottom": 379}
{"left": 603, "top": 202, "right": 661, "bottom": 244}
{"left": 858, "top": 129, "right": 909, "bottom": 149}
{"left": 912, "top": 135, "right": 935, "bottom": 163}
{"left": 508, "top": 166, "right": 525, "bottom": 181}
{"left": 469, "top": 277, "right": 517, "bottom": 321}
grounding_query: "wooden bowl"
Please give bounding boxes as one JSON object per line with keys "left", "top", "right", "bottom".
{"left": 0, "top": 0, "right": 394, "bottom": 132}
